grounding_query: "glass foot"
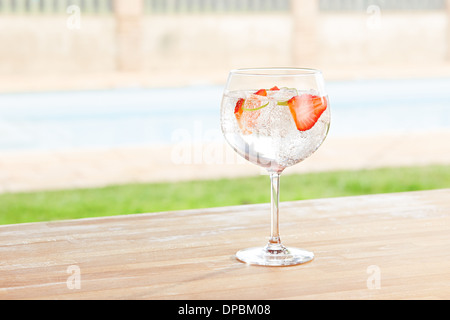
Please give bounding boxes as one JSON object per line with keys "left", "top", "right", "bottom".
{"left": 235, "top": 244, "right": 314, "bottom": 267}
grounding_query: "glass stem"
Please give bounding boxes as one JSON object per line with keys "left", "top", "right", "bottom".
{"left": 268, "top": 172, "right": 283, "bottom": 251}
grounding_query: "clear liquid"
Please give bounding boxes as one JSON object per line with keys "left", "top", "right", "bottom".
{"left": 221, "top": 89, "right": 330, "bottom": 172}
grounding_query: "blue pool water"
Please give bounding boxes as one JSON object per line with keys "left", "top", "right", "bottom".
{"left": 0, "top": 78, "right": 449, "bottom": 151}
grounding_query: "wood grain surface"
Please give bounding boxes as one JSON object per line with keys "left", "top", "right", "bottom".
{"left": 1, "top": 189, "right": 449, "bottom": 300}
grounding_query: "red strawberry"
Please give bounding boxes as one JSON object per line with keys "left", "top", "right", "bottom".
{"left": 288, "top": 94, "right": 328, "bottom": 131}
{"left": 270, "top": 86, "right": 280, "bottom": 91}
{"left": 255, "top": 89, "right": 267, "bottom": 96}
{"left": 234, "top": 98, "right": 244, "bottom": 118}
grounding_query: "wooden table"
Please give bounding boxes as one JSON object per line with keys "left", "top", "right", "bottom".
{"left": 1, "top": 189, "right": 449, "bottom": 300}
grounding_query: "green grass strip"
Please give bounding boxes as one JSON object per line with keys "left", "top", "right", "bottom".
{"left": 0, "top": 165, "right": 449, "bottom": 225}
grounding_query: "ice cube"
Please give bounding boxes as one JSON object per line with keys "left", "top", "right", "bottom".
{"left": 254, "top": 99, "right": 296, "bottom": 138}
{"left": 268, "top": 87, "right": 298, "bottom": 102}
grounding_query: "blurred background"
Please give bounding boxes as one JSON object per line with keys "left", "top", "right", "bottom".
{"left": 1, "top": 0, "right": 450, "bottom": 89}
{"left": 0, "top": 0, "right": 449, "bottom": 223}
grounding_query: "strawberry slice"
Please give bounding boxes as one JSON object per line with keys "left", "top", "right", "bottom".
{"left": 255, "top": 89, "right": 267, "bottom": 96}
{"left": 270, "top": 86, "right": 280, "bottom": 91}
{"left": 288, "top": 94, "right": 328, "bottom": 131}
{"left": 234, "top": 98, "right": 245, "bottom": 118}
